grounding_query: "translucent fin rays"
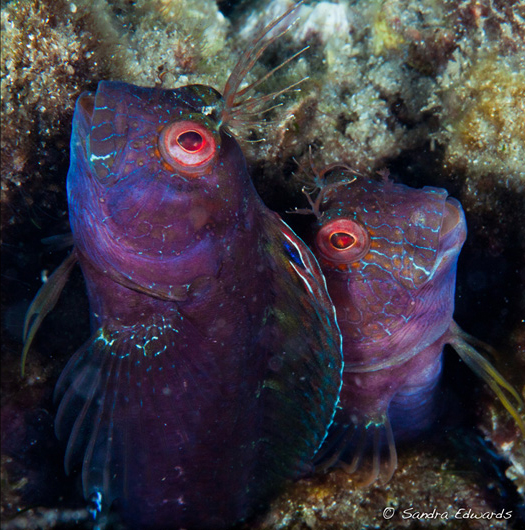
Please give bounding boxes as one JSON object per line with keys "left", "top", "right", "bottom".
{"left": 21, "top": 250, "right": 78, "bottom": 377}
{"left": 315, "top": 416, "right": 398, "bottom": 486}
{"left": 448, "top": 321, "right": 525, "bottom": 436}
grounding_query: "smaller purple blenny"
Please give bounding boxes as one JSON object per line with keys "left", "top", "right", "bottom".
{"left": 299, "top": 167, "right": 525, "bottom": 485}
{"left": 21, "top": 4, "right": 343, "bottom": 529}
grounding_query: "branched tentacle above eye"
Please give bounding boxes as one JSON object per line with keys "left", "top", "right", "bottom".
{"left": 291, "top": 149, "right": 360, "bottom": 218}
{"left": 220, "top": 2, "right": 308, "bottom": 131}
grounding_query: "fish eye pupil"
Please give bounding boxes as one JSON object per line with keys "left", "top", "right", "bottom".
{"left": 177, "top": 131, "right": 204, "bottom": 152}
{"left": 330, "top": 232, "right": 355, "bottom": 250}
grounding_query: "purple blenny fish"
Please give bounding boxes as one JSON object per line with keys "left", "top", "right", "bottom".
{"left": 300, "top": 168, "right": 524, "bottom": 485}
{"left": 21, "top": 7, "right": 343, "bottom": 529}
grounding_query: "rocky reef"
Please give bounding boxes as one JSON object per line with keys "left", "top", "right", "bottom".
{"left": 1, "top": 0, "right": 524, "bottom": 529}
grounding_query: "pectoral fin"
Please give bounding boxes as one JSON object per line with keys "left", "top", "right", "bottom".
{"left": 448, "top": 321, "right": 525, "bottom": 436}
{"left": 21, "top": 250, "right": 78, "bottom": 376}
{"left": 315, "top": 414, "right": 397, "bottom": 486}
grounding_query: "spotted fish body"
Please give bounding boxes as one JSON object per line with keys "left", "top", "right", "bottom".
{"left": 35, "top": 80, "right": 343, "bottom": 529}
{"left": 306, "top": 174, "right": 524, "bottom": 483}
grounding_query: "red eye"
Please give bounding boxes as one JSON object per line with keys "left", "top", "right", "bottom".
{"left": 315, "top": 218, "right": 370, "bottom": 264}
{"left": 159, "top": 120, "right": 217, "bottom": 176}
{"left": 330, "top": 232, "right": 355, "bottom": 249}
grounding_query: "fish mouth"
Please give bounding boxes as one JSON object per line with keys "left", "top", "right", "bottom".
{"left": 437, "top": 196, "right": 467, "bottom": 256}
{"left": 78, "top": 93, "right": 95, "bottom": 121}
{"left": 441, "top": 197, "right": 463, "bottom": 236}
